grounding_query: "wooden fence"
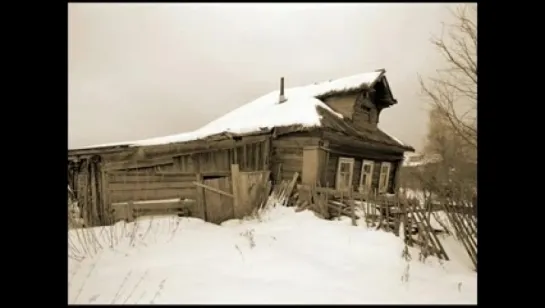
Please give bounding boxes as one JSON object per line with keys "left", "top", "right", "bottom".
{"left": 105, "top": 164, "right": 271, "bottom": 225}
{"left": 294, "top": 184, "right": 477, "bottom": 267}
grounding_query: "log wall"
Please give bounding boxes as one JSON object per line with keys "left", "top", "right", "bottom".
{"left": 270, "top": 134, "right": 321, "bottom": 183}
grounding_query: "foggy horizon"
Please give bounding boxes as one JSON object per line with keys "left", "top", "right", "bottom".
{"left": 69, "top": 3, "right": 460, "bottom": 151}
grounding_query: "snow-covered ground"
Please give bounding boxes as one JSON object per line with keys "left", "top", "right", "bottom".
{"left": 68, "top": 205, "right": 477, "bottom": 304}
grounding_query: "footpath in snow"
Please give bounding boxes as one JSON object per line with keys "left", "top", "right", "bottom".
{"left": 68, "top": 206, "right": 477, "bottom": 304}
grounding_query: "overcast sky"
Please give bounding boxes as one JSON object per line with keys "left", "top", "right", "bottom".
{"left": 69, "top": 3, "right": 461, "bottom": 151}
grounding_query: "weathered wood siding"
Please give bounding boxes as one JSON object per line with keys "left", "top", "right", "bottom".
{"left": 175, "top": 151, "right": 230, "bottom": 173}
{"left": 107, "top": 171, "right": 198, "bottom": 203}
{"left": 73, "top": 157, "right": 109, "bottom": 226}
{"left": 67, "top": 135, "right": 273, "bottom": 225}
{"left": 107, "top": 167, "right": 271, "bottom": 225}
{"left": 301, "top": 146, "right": 327, "bottom": 185}
{"left": 101, "top": 136, "right": 270, "bottom": 174}
{"left": 323, "top": 94, "right": 358, "bottom": 119}
{"left": 352, "top": 93, "right": 379, "bottom": 130}
{"left": 271, "top": 135, "right": 321, "bottom": 183}
{"left": 97, "top": 135, "right": 269, "bottom": 165}
{"left": 325, "top": 154, "right": 338, "bottom": 187}
{"left": 321, "top": 92, "right": 382, "bottom": 131}
{"left": 234, "top": 170, "right": 270, "bottom": 219}
{"left": 203, "top": 177, "right": 234, "bottom": 224}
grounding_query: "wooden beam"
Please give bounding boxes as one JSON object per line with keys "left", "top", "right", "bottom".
{"left": 108, "top": 171, "right": 188, "bottom": 176}
{"left": 321, "top": 129, "right": 411, "bottom": 153}
{"left": 231, "top": 164, "right": 241, "bottom": 216}
{"left": 302, "top": 146, "right": 320, "bottom": 186}
{"left": 101, "top": 136, "right": 271, "bottom": 169}
{"left": 68, "top": 146, "right": 132, "bottom": 158}
{"left": 148, "top": 135, "right": 269, "bottom": 157}
{"left": 254, "top": 143, "right": 259, "bottom": 170}
{"left": 322, "top": 146, "right": 330, "bottom": 185}
{"left": 320, "top": 146, "right": 403, "bottom": 162}
{"left": 112, "top": 199, "right": 196, "bottom": 210}
{"left": 100, "top": 167, "right": 110, "bottom": 224}
{"left": 192, "top": 181, "right": 234, "bottom": 198}
{"left": 89, "top": 161, "right": 99, "bottom": 226}
{"left": 105, "top": 157, "right": 174, "bottom": 171}
{"left": 195, "top": 173, "right": 206, "bottom": 220}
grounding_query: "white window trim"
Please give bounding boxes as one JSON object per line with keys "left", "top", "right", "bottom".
{"left": 378, "top": 162, "right": 392, "bottom": 193}
{"left": 358, "top": 160, "right": 374, "bottom": 193}
{"left": 336, "top": 157, "right": 355, "bottom": 192}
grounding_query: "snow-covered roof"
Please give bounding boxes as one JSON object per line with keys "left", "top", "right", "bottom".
{"left": 76, "top": 69, "right": 400, "bottom": 149}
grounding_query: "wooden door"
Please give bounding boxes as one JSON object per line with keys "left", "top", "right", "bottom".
{"left": 203, "top": 177, "right": 235, "bottom": 224}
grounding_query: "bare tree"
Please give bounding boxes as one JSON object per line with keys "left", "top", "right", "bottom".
{"left": 419, "top": 4, "right": 477, "bottom": 153}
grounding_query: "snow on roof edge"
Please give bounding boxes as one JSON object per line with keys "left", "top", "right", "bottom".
{"left": 380, "top": 128, "right": 414, "bottom": 152}
{"left": 402, "top": 153, "right": 442, "bottom": 167}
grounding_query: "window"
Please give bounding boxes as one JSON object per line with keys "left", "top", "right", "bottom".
{"left": 359, "top": 160, "right": 374, "bottom": 193}
{"left": 336, "top": 157, "right": 354, "bottom": 191}
{"left": 378, "top": 162, "right": 391, "bottom": 193}
{"left": 362, "top": 106, "right": 372, "bottom": 121}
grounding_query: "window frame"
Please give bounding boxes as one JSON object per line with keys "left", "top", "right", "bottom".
{"left": 378, "top": 162, "right": 392, "bottom": 193}
{"left": 336, "top": 157, "right": 355, "bottom": 192}
{"left": 358, "top": 160, "right": 374, "bottom": 193}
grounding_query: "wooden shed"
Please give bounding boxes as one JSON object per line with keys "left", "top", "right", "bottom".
{"left": 68, "top": 68, "right": 414, "bottom": 226}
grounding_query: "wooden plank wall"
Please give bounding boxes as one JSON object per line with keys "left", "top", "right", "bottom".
{"left": 325, "top": 154, "right": 338, "bottom": 187}
{"left": 233, "top": 170, "right": 271, "bottom": 219}
{"left": 74, "top": 137, "right": 272, "bottom": 226}
{"left": 174, "top": 138, "right": 270, "bottom": 173}
{"left": 271, "top": 136, "right": 321, "bottom": 183}
{"left": 68, "top": 163, "right": 78, "bottom": 194}
{"left": 107, "top": 171, "right": 198, "bottom": 203}
{"left": 101, "top": 162, "right": 273, "bottom": 225}
{"left": 301, "top": 146, "right": 320, "bottom": 185}
{"left": 75, "top": 158, "right": 108, "bottom": 226}
{"left": 103, "top": 137, "right": 270, "bottom": 173}
{"left": 176, "top": 151, "right": 230, "bottom": 173}
{"left": 99, "top": 137, "right": 271, "bottom": 223}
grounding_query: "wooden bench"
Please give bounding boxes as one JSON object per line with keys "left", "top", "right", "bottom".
{"left": 111, "top": 199, "right": 196, "bottom": 222}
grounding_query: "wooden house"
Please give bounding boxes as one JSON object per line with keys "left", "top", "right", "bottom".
{"left": 68, "top": 68, "right": 414, "bottom": 225}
